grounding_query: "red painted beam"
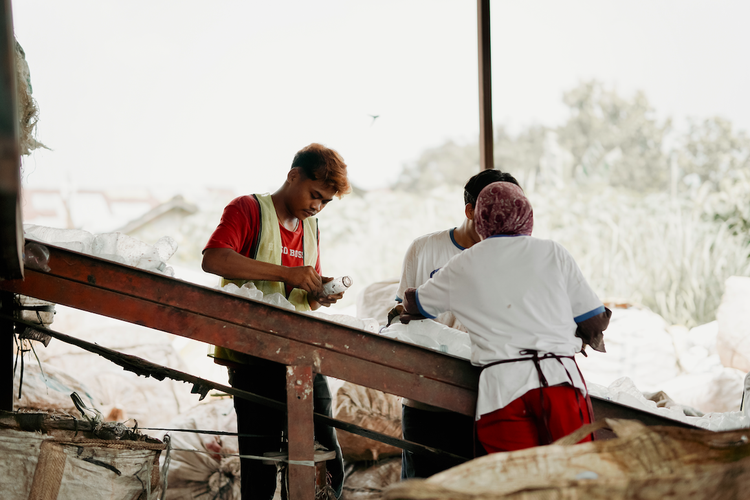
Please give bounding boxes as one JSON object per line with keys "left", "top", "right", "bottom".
{"left": 286, "top": 365, "right": 315, "bottom": 500}
{"left": 0, "top": 243, "right": 480, "bottom": 415}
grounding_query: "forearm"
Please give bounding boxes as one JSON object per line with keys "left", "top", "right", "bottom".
{"left": 399, "top": 288, "right": 427, "bottom": 323}
{"left": 202, "top": 248, "right": 289, "bottom": 283}
{"left": 203, "top": 247, "right": 325, "bottom": 296}
{"left": 575, "top": 306, "right": 611, "bottom": 353}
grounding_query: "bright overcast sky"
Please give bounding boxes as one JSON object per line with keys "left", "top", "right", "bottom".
{"left": 12, "top": 0, "right": 750, "bottom": 194}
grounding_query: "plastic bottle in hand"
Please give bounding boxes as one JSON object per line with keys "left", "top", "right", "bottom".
{"left": 322, "top": 276, "right": 352, "bottom": 296}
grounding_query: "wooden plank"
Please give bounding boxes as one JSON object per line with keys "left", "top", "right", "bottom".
{"left": 477, "top": 0, "right": 494, "bottom": 171}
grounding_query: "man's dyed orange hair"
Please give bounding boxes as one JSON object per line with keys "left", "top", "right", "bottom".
{"left": 291, "top": 143, "right": 351, "bottom": 197}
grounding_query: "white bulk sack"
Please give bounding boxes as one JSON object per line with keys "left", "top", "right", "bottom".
{"left": 717, "top": 276, "right": 750, "bottom": 372}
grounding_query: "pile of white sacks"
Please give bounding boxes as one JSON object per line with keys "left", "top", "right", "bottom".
{"left": 576, "top": 279, "right": 750, "bottom": 431}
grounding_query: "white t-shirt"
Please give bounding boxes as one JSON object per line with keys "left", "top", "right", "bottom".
{"left": 415, "top": 235, "right": 604, "bottom": 419}
{"left": 396, "top": 228, "right": 465, "bottom": 331}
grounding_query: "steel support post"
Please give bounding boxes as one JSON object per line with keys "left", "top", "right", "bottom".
{"left": 0, "top": 0, "right": 24, "bottom": 281}
{"left": 286, "top": 364, "right": 315, "bottom": 500}
{"left": 477, "top": 0, "right": 494, "bottom": 171}
{"left": 0, "top": 291, "right": 13, "bottom": 411}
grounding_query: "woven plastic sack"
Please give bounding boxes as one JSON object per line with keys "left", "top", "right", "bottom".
{"left": 0, "top": 428, "right": 163, "bottom": 500}
{"left": 157, "top": 398, "right": 240, "bottom": 500}
{"left": 334, "top": 382, "right": 402, "bottom": 462}
{"left": 355, "top": 281, "right": 399, "bottom": 327}
{"left": 343, "top": 457, "right": 401, "bottom": 500}
{"left": 717, "top": 276, "right": 750, "bottom": 372}
{"left": 384, "top": 418, "right": 750, "bottom": 500}
{"left": 379, "top": 319, "right": 471, "bottom": 359}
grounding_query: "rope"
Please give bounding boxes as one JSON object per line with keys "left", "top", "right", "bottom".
{"left": 165, "top": 443, "right": 315, "bottom": 467}
{"left": 159, "top": 435, "right": 171, "bottom": 500}
{"left": 137, "top": 426, "right": 271, "bottom": 439}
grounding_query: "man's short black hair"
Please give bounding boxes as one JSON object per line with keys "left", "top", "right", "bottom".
{"left": 464, "top": 169, "right": 520, "bottom": 206}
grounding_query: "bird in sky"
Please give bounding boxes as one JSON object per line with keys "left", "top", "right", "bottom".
{"left": 368, "top": 114, "right": 380, "bottom": 127}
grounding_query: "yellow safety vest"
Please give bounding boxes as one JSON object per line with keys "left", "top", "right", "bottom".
{"left": 213, "top": 193, "right": 318, "bottom": 365}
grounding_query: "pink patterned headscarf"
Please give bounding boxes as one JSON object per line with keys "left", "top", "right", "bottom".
{"left": 475, "top": 182, "right": 533, "bottom": 239}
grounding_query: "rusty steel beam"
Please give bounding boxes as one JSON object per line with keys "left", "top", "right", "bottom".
{"left": 477, "top": 0, "right": 494, "bottom": 171}
{"left": 0, "top": 291, "right": 13, "bottom": 411}
{"left": 0, "top": 242, "right": 480, "bottom": 415}
{"left": 286, "top": 365, "right": 315, "bottom": 500}
{"left": 590, "top": 396, "right": 701, "bottom": 439}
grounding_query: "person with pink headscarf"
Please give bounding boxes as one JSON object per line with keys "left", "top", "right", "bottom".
{"left": 400, "top": 181, "right": 610, "bottom": 453}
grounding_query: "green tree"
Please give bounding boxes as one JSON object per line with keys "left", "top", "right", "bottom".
{"left": 674, "top": 117, "right": 750, "bottom": 236}
{"left": 494, "top": 125, "right": 547, "bottom": 190}
{"left": 392, "top": 126, "right": 546, "bottom": 193}
{"left": 394, "top": 81, "right": 673, "bottom": 193}
{"left": 676, "top": 116, "right": 750, "bottom": 189}
{"left": 392, "top": 139, "right": 479, "bottom": 192}
{"left": 557, "top": 81, "right": 671, "bottom": 191}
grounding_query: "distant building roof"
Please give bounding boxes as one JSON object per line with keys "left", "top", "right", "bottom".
{"left": 22, "top": 188, "right": 162, "bottom": 233}
{"left": 116, "top": 195, "right": 198, "bottom": 234}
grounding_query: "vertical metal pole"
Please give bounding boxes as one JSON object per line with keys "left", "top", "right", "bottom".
{"left": 1, "top": 0, "right": 23, "bottom": 413}
{"left": 0, "top": 292, "right": 14, "bottom": 411}
{"left": 1, "top": 0, "right": 24, "bottom": 281}
{"left": 286, "top": 365, "right": 315, "bottom": 500}
{"left": 478, "top": 0, "right": 494, "bottom": 171}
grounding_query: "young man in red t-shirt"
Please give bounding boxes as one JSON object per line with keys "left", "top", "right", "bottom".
{"left": 202, "top": 143, "right": 351, "bottom": 499}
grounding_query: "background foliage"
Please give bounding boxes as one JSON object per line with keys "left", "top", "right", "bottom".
{"left": 386, "top": 81, "right": 750, "bottom": 327}
{"left": 185, "top": 81, "right": 749, "bottom": 328}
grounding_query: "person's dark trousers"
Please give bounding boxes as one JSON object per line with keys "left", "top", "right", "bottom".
{"left": 400, "top": 405, "right": 476, "bottom": 479}
{"left": 312, "top": 372, "right": 344, "bottom": 498}
{"left": 229, "top": 363, "right": 344, "bottom": 499}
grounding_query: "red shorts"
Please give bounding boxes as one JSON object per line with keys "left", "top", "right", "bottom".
{"left": 476, "top": 384, "right": 593, "bottom": 454}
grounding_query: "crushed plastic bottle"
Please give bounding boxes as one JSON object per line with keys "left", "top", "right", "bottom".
{"left": 23, "top": 242, "right": 51, "bottom": 272}
{"left": 240, "top": 282, "right": 264, "bottom": 301}
{"left": 23, "top": 225, "right": 178, "bottom": 277}
{"left": 322, "top": 276, "right": 352, "bottom": 296}
{"left": 741, "top": 372, "right": 750, "bottom": 417}
{"left": 153, "top": 236, "right": 178, "bottom": 262}
{"left": 263, "top": 292, "right": 296, "bottom": 311}
{"left": 24, "top": 224, "right": 94, "bottom": 254}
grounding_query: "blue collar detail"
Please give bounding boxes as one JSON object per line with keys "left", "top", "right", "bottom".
{"left": 449, "top": 228, "right": 466, "bottom": 250}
